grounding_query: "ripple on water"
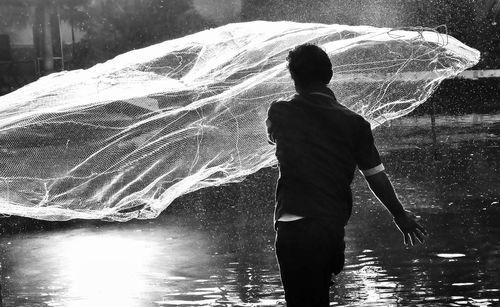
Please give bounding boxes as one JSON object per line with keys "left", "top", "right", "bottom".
{"left": 436, "top": 253, "right": 466, "bottom": 258}
{"left": 452, "top": 282, "right": 475, "bottom": 286}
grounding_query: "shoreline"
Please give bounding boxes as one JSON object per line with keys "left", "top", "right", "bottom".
{"left": 374, "top": 113, "right": 500, "bottom": 149}
{"left": 382, "top": 113, "right": 500, "bottom": 128}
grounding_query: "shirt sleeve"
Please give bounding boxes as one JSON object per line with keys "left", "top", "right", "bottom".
{"left": 354, "top": 119, "right": 384, "bottom": 176}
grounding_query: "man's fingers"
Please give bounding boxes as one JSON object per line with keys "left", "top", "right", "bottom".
{"left": 416, "top": 223, "right": 427, "bottom": 236}
{"left": 414, "top": 231, "right": 425, "bottom": 244}
{"left": 416, "top": 227, "right": 427, "bottom": 238}
{"left": 403, "top": 233, "right": 411, "bottom": 246}
{"left": 409, "top": 233, "right": 416, "bottom": 246}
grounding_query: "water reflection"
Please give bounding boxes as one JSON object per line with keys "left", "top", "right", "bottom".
{"left": 336, "top": 250, "right": 400, "bottom": 306}
{"left": 57, "top": 233, "right": 155, "bottom": 306}
{"left": 0, "top": 127, "right": 499, "bottom": 306}
{"left": 0, "top": 224, "right": 220, "bottom": 307}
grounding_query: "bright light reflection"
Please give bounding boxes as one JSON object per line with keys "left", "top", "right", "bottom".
{"left": 53, "top": 231, "right": 159, "bottom": 307}
{"left": 349, "top": 265, "right": 400, "bottom": 305}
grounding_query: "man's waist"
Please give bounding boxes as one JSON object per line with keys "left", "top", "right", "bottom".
{"left": 274, "top": 209, "right": 348, "bottom": 232}
{"left": 277, "top": 177, "right": 351, "bottom": 201}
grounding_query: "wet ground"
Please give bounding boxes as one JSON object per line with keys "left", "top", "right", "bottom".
{"left": 0, "top": 121, "right": 499, "bottom": 307}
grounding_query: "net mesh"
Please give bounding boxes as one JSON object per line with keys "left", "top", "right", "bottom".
{"left": 0, "top": 21, "right": 479, "bottom": 221}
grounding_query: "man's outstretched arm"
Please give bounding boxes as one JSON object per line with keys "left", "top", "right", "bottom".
{"left": 364, "top": 171, "right": 427, "bottom": 246}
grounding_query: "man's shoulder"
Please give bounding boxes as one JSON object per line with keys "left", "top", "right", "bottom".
{"left": 270, "top": 97, "right": 294, "bottom": 108}
{"left": 346, "top": 110, "right": 371, "bottom": 131}
{"left": 268, "top": 98, "right": 295, "bottom": 116}
{"left": 321, "top": 101, "right": 368, "bottom": 125}
{"left": 343, "top": 108, "right": 368, "bottom": 124}
{"left": 326, "top": 105, "right": 373, "bottom": 136}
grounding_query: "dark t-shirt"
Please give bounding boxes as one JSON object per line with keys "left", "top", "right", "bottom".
{"left": 267, "top": 88, "right": 382, "bottom": 227}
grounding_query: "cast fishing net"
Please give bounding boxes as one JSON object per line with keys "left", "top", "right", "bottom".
{"left": 0, "top": 21, "right": 479, "bottom": 221}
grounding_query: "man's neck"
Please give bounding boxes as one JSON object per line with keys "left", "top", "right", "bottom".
{"left": 295, "top": 84, "right": 337, "bottom": 106}
{"left": 296, "top": 84, "right": 331, "bottom": 96}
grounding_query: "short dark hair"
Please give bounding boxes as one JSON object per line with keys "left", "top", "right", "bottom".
{"left": 286, "top": 44, "right": 333, "bottom": 87}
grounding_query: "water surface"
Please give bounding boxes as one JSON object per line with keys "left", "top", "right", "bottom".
{"left": 0, "top": 124, "right": 499, "bottom": 306}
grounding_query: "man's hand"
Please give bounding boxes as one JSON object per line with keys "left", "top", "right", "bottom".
{"left": 364, "top": 171, "right": 428, "bottom": 246}
{"left": 393, "top": 210, "right": 427, "bottom": 246}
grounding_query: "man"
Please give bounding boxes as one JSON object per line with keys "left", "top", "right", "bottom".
{"left": 266, "top": 44, "right": 427, "bottom": 306}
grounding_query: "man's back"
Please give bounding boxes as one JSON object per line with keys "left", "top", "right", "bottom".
{"left": 267, "top": 88, "right": 381, "bottom": 225}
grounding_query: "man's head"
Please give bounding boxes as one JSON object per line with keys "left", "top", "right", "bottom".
{"left": 286, "top": 44, "right": 333, "bottom": 90}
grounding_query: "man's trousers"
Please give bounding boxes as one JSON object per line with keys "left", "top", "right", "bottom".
{"left": 275, "top": 218, "right": 345, "bottom": 307}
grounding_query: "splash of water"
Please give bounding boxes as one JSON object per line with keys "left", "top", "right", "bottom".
{"left": 0, "top": 21, "right": 479, "bottom": 221}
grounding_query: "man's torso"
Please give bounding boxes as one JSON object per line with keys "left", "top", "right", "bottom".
{"left": 268, "top": 89, "right": 371, "bottom": 225}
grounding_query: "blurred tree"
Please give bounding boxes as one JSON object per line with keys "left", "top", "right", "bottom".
{"left": 56, "top": 0, "right": 92, "bottom": 62}
{"left": 0, "top": 1, "right": 31, "bottom": 33}
{"left": 72, "top": 0, "right": 212, "bottom": 68}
